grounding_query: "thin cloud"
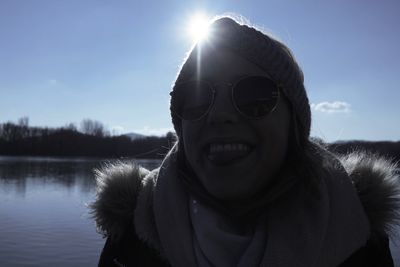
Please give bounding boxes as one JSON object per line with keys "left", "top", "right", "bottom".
{"left": 311, "top": 101, "right": 351, "bottom": 113}
{"left": 47, "top": 79, "right": 58, "bottom": 85}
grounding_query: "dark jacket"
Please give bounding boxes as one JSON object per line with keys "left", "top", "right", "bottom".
{"left": 91, "top": 151, "right": 399, "bottom": 267}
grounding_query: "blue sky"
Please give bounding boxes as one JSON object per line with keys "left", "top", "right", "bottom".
{"left": 0, "top": 0, "right": 399, "bottom": 141}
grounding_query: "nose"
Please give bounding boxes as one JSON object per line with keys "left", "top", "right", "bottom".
{"left": 206, "top": 83, "right": 239, "bottom": 125}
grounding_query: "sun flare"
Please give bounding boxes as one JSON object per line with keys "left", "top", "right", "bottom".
{"left": 188, "top": 13, "right": 210, "bottom": 42}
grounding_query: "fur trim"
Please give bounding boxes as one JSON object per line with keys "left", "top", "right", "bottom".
{"left": 89, "top": 161, "right": 149, "bottom": 241}
{"left": 90, "top": 151, "right": 400, "bottom": 243}
{"left": 134, "top": 169, "right": 163, "bottom": 252}
{"left": 339, "top": 152, "right": 400, "bottom": 235}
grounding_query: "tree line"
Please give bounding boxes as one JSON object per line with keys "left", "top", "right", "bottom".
{"left": 0, "top": 117, "right": 399, "bottom": 160}
{"left": 0, "top": 118, "right": 175, "bottom": 159}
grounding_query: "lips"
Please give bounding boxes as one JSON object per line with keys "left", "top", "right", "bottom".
{"left": 205, "top": 142, "right": 253, "bottom": 165}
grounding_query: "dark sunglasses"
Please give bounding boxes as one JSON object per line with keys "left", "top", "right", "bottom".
{"left": 170, "top": 75, "right": 281, "bottom": 121}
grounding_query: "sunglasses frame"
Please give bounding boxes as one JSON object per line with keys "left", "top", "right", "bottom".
{"left": 171, "top": 75, "right": 281, "bottom": 121}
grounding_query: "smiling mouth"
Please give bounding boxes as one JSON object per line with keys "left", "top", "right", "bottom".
{"left": 205, "top": 142, "right": 253, "bottom": 165}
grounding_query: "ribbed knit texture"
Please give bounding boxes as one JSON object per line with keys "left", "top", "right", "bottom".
{"left": 170, "top": 17, "right": 311, "bottom": 141}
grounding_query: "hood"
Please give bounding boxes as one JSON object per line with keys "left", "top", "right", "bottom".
{"left": 339, "top": 152, "right": 400, "bottom": 236}
{"left": 89, "top": 151, "right": 400, "bottom": 241}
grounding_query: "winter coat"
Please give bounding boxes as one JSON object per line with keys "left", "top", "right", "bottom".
{"left": 90, "top": 151, "right": 399, "bottom": 267}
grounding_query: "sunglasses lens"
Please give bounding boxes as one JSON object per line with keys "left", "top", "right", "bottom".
{"left": 233, "top": 76, "right": 279, "bottom": 118}
{"left": 172, "top": 81, "right": 213, "bottom": 120}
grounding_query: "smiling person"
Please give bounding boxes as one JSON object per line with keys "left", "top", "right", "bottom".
{"left": 91, "top": 16, "right": 400, "bottom": 267}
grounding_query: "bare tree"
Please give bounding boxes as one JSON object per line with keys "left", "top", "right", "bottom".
{"left": 80, "top": 119, "right": 106, "bottom": 137}
{"left": 65, "top": 122, "right": 78, "bottom": 132}
{"left": 18, "top": 117, "right": 29, "bottom": 127}
{"left": 18, "top": 116, "right": 29, "bottom": 138}
{"left": 0, "top": 122, "right": 18, "bottom": 141}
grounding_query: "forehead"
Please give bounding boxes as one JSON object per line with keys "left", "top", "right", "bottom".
{"left": 187, "top": 48, "right": 267, "bottom": 82}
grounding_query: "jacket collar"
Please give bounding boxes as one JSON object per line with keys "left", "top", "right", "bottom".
{"left": 90, "top": 149, "right": 400, "bottom": 246}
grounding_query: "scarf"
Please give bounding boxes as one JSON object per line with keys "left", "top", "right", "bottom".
{"left": 150, "top": 147, "right": 370, "bottom": 267}
{"left": 189, "top": 195, "right": 269, "bottom": 267}
{"left": 178, "top": 156, "right": 299, "bottom": 224}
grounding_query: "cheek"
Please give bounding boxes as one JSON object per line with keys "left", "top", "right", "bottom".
{"left": 255, "top": 113, "right": 291, "bottom": 170}
{"left": 181, "top": 122, "right": 202, "bottom": 163}
{"left": 258, "top": 128, "right": 289, "bottom": 169}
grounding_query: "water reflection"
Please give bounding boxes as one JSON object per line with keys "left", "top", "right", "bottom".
{"left": 0, "top": 156, "right": 161, "bottom": 267}
{"left": 0, "top": 156, "right": 161, "bottom": 197}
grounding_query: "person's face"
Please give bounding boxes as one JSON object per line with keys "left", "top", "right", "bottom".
{"left": 181, "top": 49, "right": 291, "bottom": 201}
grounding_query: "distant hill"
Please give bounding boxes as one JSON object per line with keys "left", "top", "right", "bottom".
{"left": 123, "top": 132, "right": 146, "bottom": 140}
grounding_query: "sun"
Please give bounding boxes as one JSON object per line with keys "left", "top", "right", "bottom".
{"left": 187, "top": 13, "right": 210, "bottom": 42}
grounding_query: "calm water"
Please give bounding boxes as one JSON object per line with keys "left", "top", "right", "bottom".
{"left": 0, "top": 156, "right": 399, "bottom": 266}
{"left": 0, "top": 156, "right": 161, "bottom": 267}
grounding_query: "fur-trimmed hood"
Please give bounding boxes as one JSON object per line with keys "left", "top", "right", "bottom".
{"left": 90, "top": 151, "right": 400, "bottom": 243}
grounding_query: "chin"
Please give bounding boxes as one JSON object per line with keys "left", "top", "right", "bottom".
{"left": 202, "top": 164, "right": 276, "bottom": 200}
{"left": 199, "top": 174, "right": 256, "bottom": 201}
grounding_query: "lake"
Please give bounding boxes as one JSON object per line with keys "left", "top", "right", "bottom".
{"left": 0, "top": 156, "right": 399, "bottom": 266}
{"left": 0, "top": 156, "right": 161, "bottom": 267}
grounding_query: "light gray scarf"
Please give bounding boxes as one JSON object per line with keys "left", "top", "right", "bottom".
{"left": 147, "top": 150, "right": 370, "bottom": 267}
{"left": 190, "top": 195, "right": 268, "bottom": 267}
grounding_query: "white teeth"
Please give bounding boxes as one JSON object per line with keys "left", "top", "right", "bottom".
{"left": 209, "top": 143, "right": 250, "bottom": 153}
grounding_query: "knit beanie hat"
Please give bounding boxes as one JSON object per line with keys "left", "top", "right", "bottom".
{"left": 170, "top": 17, "right": 311, "bottom": 143}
